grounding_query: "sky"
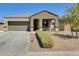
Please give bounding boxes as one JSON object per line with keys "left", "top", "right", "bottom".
{"left": 0, "top": 3, "right": 74, "bottom": 21}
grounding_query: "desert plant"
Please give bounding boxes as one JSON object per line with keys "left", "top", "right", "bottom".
{"left": 36, "top": 30, "right": 53, "bottom": 48}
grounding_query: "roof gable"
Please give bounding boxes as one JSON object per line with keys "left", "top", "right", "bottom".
{"left": 31, "top": 10, "right": 58, "bottom": 17}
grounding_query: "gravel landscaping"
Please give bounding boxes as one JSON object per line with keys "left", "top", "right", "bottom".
{"left": 29, "top": 31, "right": 79, "bottom": 51}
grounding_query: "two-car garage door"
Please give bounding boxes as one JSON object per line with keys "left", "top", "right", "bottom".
{"left": 8, "top": 21, "right": 29, "bottom": 31}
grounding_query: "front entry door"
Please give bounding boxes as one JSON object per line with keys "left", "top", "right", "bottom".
{"left": 34, "top": 19, "right": 38, "bottom": 31}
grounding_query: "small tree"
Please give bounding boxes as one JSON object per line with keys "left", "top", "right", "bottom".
{"left": 65, "top": 3, "right": 79, "bottom": 38}
{"left": 74, "top": 4, "right": 79, "bottom": 38}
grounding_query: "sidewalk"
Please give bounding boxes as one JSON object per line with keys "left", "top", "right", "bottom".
{"left": 27, "top": 51, "right": 79, "bottom": 56}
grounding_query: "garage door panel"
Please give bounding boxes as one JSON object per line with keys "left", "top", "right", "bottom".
{"left": 8, "top": 21, "right": 29, "bottom": 31}
{"left": 8, "top": 21, "right": 28, "bottom": 25}
{"left": 8, "top": 26, "right": 28, "bottom": 31}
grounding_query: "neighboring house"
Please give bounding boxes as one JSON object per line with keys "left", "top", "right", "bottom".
{"left": 0, "top": 21, "right": 4, "bottom": 31}
{"left": 3, "top": 10, "right": 59, "bottom": 31}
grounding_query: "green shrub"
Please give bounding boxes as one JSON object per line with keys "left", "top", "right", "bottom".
{"left": 36, "top": 30, "right": 53, "bottom": 48}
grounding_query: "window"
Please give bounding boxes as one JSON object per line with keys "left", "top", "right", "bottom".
{"left": 43, "top": 20, "right": 49, "bottom": 27}
{"left": 42, "top": 19, "right": 49, "bottom": 30}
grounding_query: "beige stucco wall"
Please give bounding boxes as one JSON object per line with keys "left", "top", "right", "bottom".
{"left": 64, "top": 24, "right": 70, "bottom": 31}
{"left": 0, "top": 24, "right": 4, "bottom": 31}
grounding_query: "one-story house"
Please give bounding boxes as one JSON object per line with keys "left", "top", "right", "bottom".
{"left": 3, "top": 10, "right": 59, "bottom": 31}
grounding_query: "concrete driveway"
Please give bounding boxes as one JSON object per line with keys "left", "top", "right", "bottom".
{"left": 0, "top": 31, "right": 29, "bottom": 56}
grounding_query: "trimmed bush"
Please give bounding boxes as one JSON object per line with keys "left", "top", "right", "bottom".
{"left": 36, "top": 30, "right": 53, "bottom": 48}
